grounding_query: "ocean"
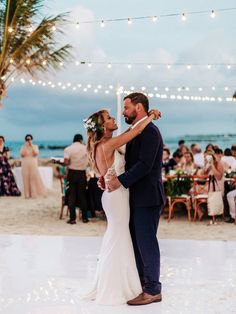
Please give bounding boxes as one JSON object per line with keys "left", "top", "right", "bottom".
{"left": 6, "top": 134, "right": 236, "bottom": 159}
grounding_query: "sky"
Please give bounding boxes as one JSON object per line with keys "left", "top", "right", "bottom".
{"left": 0, "top": 0, "right": 236, "bottom": 141}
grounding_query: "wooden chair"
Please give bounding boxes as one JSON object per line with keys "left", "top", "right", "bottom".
{"left": 192, "top": 175, "right": 209, "bottom": 221}
{"left": 166, "top": 175, "right": 193, "bottom": 222}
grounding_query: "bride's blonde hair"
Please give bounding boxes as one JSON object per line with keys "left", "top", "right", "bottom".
{"left": 85, "top": 109, "right": 108, "bottom": 171}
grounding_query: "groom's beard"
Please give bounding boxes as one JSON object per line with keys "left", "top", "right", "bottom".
{"left": 124, "top": 113, "right": 137, "bottom": 125}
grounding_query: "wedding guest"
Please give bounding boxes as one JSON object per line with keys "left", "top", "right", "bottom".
{"left": 226, "top": 188, "right": 236, "bottom": 223}
{"left": 20, "top": 134, "right": 46, "bottom": 198}
{"left": 222, "top": 148, "right": 236, "bottom": 170}
{"left": 192, "top": 144, "right": 204, "bottom": 168}
{"left": 170, "top": 151, "right": 183, "bottom": 169}
{"left": 214, "top": 148, "right": 229, "bottom": 172}
{"left": 205, "top": 143, "right": 214, "bottom": 151}
{"left": 197, "top": 150, "right": 225, "bottom": 220}
{"left": 0, "top": 136, "right": 21, "bottom": 196}
{"left": 64, "top": 134, "right": 88, "bottom": 224}
{"left": 231, "top": 145, "right": 236, "bottom": 161}
{"left": 180, "top": 151, "right": 197, "bottom": 174}
{"left": 162, "top": 148, "right": 175, "bottom": 174}
{"left": 178, "top": 139, "right": 188, "bottom": 153}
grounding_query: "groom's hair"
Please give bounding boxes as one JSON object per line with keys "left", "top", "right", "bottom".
{"left": 124, "top": 92, "right": 149, "bottom": 113}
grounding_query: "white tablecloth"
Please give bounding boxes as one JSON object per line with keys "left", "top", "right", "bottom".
{"left": 13, "top": 167, "right": 53, "bottom": 192}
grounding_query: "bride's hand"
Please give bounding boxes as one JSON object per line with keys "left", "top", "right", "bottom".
{"left": 97, "top": 176, "right": 106, "bottom": 190}
{"left": 148, "top": 109, "right": 162, "bottom": 120}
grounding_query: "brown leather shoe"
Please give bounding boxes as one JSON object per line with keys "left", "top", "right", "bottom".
{"left": 127, "top": 292, "right": 162, "bottom": 306}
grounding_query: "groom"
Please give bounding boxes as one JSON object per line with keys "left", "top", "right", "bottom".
{"left": 107, "top": 92, "right": 165, "bottom": 306}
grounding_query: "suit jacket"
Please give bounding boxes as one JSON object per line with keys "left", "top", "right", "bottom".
{"left": 118, "top": 122, "right": 165, "bottom": 207}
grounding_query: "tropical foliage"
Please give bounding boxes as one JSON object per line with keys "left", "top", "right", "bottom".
{"left": 0, "top": 0, "right": 73, "bottom": 106}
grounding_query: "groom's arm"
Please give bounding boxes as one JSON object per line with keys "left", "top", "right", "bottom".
{"left": 118, "top": 126, "right": 160, "bottom": 188}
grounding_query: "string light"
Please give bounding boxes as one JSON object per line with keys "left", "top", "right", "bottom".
{"left": 100, "top": 20, "right": 105, "bottom": 28}
{"left": 69, "top": 60, "right": 236, "bottom": 70}
{"left": 15, "top": 79, "right": 235, "bottom": 103}
{"left": 26, "top": 59, "right": 31, "bottom": 65}
{"left": 8, "top": 27, "right": 13, "bottom": 33}
{"left": 73, "top": 7, "right": 236, "bottom": 27}
{"left": 76, "top": 22, "right": 80, "bottom": 29}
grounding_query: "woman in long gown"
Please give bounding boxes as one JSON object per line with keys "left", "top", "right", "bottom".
{"left": 0, "top": 135, "right": 21, "bottom": 196}
{"left": 83, "top": 108, "right": 159, "bottom": 305}
{"left": 20, "top": 134, "right": 46, "bottom": 198}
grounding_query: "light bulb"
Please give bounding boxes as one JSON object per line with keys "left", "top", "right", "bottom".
{"left": 211, "top": 10, "right": 216, "bottom": 18}
{"left": 181, "top": 13, "right": 186, "bottom": 21}
{"left": 8, "top": 27, "right": 13, "bottom": 33}
{"left": 227, "top": 64, "right": 231, "bottom": 70}
{"left": 152, "top": 16, "right": 158, "bottom": 22}
{"left": 207, "top": 64, "right": 211, "bottom": 69}
{"left": 127, "top": 18, "right": 132, "bottom": 25}
{"left": 107, "top": 63, "right": 112, "bottom": 68}
{"left": 127, "top": 64, "right": 132, "bottom": 69}
{"left": 167, "top": 64, "right": 171, "bottom": 69}
{"left": 147, "top": 64, "right": 152, "bottom": 69}
{"left": 100, "top": 20, "right": 105, "bottom": 28}
{"left": 76, "top": 22, "right": 80, "bottom": 29}
{"left": 187, "top": 64, "right": 191, "bottom": 70}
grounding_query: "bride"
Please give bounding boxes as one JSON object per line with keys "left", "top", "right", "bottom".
{"left": 83, "top": 108, "right": 159, "bottom": 305}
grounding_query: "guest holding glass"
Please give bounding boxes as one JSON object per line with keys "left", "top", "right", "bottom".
{"left": 0, "top": 135, "right": 21, "bottom": 196}
{"left": 20, "top": 134, "right": 46, "bottom": 198}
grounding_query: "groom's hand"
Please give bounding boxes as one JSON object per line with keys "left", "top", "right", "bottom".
{"left": 107, "top": 175, "right": 121, "bottom": 192}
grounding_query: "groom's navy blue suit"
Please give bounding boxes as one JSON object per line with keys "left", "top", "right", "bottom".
{"left": 118, "top": 121, "right": 165, "bottom": 295}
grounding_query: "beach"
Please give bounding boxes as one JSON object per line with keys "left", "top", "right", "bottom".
{"left": 0, "top": 179, "right": 235, "bottom": 240}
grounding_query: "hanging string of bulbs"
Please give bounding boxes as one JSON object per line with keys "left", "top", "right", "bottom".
{"left": 15, "top": 78, "right": 236, "bottom": 103}
{"left": 73, "top": 7, "right": 236, "bottom": 28}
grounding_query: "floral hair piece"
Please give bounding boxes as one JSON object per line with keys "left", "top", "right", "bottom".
{"left": 83, "top": 117, "right": 103, "bottom": 133}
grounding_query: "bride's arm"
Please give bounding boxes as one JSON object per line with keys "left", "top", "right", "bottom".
{"left": 106, "top": 110, "right": 160, "bottom": 151}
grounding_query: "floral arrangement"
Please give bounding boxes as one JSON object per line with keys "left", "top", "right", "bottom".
{"left": 83, "top": 117, "right": 103, "bottom": 133}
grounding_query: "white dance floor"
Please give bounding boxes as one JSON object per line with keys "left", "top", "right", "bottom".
{"left": 0, "top": 235, "right": 235, "bottom": 314}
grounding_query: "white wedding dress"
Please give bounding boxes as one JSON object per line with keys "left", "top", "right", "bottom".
{"left": 83, "top": 150, "right": 142, "bottom": 305}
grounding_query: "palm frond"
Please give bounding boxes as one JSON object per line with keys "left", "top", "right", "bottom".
{"left": 0, "top": 0, "right": 73, "bottom": 106}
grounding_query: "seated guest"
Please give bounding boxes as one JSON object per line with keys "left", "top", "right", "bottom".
{"left": 162, "top": 148, "right": 176, "bottom": 174}
{"left": 205, "top": 143, "right": 215, "bottom": 151}
{"left": 214, "top": 148, "right": 229, "bottom": 172}
{"left": 222, "top": 148, "right": 236, "bottom": 170}
{"left": 178, "top": 139, "right": 188, "bottom": 153}
{"left": 180, "top": 151, "right": 198, "bottom": 174}
{"left": 170, "top": 150, "right": 183, "bottom": 169}
{"left": 231, "top": 145, "right": 236, "bottom": 168}
{"left": 0, "top": 135, "right": 21, "bottom": 196}
{"left": 192, "top": 144, "right": 204, "bottom": 168}
{"left": 20, "top": 134, "right": 46, "bottom": 198}
{"left": 226, "top": 188, "right": 236, "bottom": 223}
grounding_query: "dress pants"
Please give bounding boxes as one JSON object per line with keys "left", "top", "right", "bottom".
{"left": 67, "top": 169, "right": 88, "bottom": 221}
{"left": 129, "top": 205, "right": 162, "bottom": 295}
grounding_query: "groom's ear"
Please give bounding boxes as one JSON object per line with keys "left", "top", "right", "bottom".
{"left": 136, "top": 103, "right": 144, "bottom": 112}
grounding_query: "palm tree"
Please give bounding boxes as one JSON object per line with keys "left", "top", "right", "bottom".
{"left": 0, "top": 0, "right": 73, "bottom": 107}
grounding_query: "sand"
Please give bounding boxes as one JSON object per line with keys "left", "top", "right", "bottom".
{"left": 0, "top": 180, "right": 235, "bottom": 240}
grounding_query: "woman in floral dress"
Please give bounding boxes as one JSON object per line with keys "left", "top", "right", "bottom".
{"left": 0, "top": 136, "right": 21, "bottom": 196}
